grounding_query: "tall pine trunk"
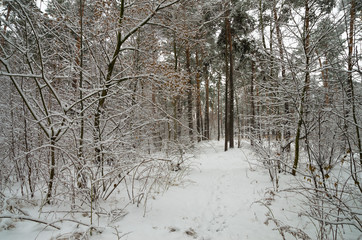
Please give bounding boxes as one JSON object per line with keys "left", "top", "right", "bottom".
{"left": 250, "top": 61, "right": 256, "bottom": 146}
{"left": 204, "top": 62, "right": 210, "bottom": 140}
{"left": 196, "top": 50, "right": 202, "bottom": 142}
{"left": 217, "top": 74, "right": 221, "bottom": 141}
{"left": 346, "top": 0, "right": 361, "bottom": 164}
{"left": 224, "top": 16, "right": 230, "bottom": 152}
{"left": 186, "top": 45, "right": 194, "bottom": 142}
{"left": 227, "top": 15, "right": 234, "bottom": 148}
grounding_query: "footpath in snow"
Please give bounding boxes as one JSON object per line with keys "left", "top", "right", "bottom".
{"left": 101, "top": 140, "right": 282, "bottom": 240}
{"left": 2, "top": 140, "right": 360, "bottom": 239}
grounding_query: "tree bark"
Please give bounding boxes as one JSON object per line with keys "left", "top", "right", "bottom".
{"left": 186, "top": 45, "right": 194, "bottom": 142}
{"left": 250, "top": 61, "right": 256, "bottom": 146}
{"left": 173, "top": 34, "right": 180, "bottom": 140}
{"left": 292, "top": 0, "right": 310, "bottom": 176}
{"left": 94, "top": 0, "right": 125, "bottom": 165}
{"left": 45, "top": 136, "right": 56, "bottom": 204}
{"left": 346, "top": 0, "right": 361, "bottom": 164}
{"left": 217, "top": 74, "right": 221, "bottom": 141}
{"left": 224, "top": 17, "right": 230, "bottom": 152}
{"left": 204, "top": 62, "right": 210, "bottom": 140}
{"left": 227, "top": 15, "right": 234, "bottom": 149}
{"left": 236, "top": 95, "right": 241, "bottom": 148}
{"left": 77, "top": 0, "right": 85, "bottom": 189}
{"left": 196, "top": 50, "right": 202, "bottom": 142}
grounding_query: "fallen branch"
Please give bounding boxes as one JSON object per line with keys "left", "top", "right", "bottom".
{"left": 51, "top": 218, "right": 91, "bottom": 228}
{"left": 0, "top": 215, "right": 61, "bottom": 230}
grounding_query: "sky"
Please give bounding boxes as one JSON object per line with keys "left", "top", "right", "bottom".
{"left": 36, "top": 0, "right": 47, "bottom": 12}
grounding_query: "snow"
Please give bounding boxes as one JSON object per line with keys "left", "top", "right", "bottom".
{"left": 94, "top": 141, "right": 284, "bottom": 240}
{"left": 1, "top": 140, "right": 361, "bottom": 239}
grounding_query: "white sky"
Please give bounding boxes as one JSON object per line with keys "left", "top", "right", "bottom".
{"left": 36, "top": 0, "right": 47, "bottom": 12}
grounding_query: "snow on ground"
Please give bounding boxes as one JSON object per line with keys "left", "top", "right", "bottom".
{"left": 97, "top": 140, "right": 284, "bottom": 240}
{"left": 2, "top": 140, "right": 360, "bottom": 239}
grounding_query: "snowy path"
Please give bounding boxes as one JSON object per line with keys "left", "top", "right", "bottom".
{"left": 2, "top": 141, "right": 360, "bottom": 239}
{"left": 108, "top": 141, "right": 281, "bottom": 240}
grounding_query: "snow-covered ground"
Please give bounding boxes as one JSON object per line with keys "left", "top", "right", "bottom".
{"left": 1, "top": 140, "right": 361, "bottom": 239}
{"left": 97, "top": 140, "right": 281, "bottom": 240}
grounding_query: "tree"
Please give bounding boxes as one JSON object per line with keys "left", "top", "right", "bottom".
{"left": 1, "top": 0, "right": 185, "bottom": 206}
{"left": 292, "top": 0, "right": 312, "bottom": 176}
{"left": 345, "top": 0, "right": 361, "bottom": 164}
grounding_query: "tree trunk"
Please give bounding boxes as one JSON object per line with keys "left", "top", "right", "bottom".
{"left": 173, "top": 34, "right": 180, "bottom": 140}
{"left": 77, "top": 0, "right": 85, "bottom": 189}
{"left": 292, "top": 0, "right": 310, "bottom": 176}
{"left": 236, "top": 95, "right": 241, "bottom": 148}
{"left": 94, "top": 0, "right": 125, "bottom": 165}
{"left": 259, "top": 0, "right": 267, "bottom": 50}
{"left": 46, "top": 137, "right": 56, "bottom": 204}
{"left": 227, "top": 15, "right": 234, "bottom": 149}
{"left": 346, "top": 0, "right": 361, "bottom": 164}
{"left": 217, "top": 74, "right": 221, "bottom": 141}
{"left": 173, "top": 97, "right": 178, "bottom": 140}
{"left": 186, "top": 45, "right": 194, "bottom": 142}
{"left": 196, "top": 50, "right": 202, "bottom": 142}
{"left": 204, "top": 62, "right": 210, "bottom": 140}
{"left": 23, "top": 104, "right": 33, "bottom": 197}
{"left": 250, "top": 61, "right": 256, "bottom": 146}
{"left": 224, "top": 17, "right": 230, "bottom": 152}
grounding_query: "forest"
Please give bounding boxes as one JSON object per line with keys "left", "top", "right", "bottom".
{"left": 0, "top": 0, "right": 361, "bottom": 239}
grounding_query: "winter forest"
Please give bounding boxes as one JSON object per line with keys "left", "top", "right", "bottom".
{"left": 0, "top": 0, "right": 361, "bottom": 239}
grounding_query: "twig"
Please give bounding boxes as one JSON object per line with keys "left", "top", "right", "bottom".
{"left": 50, "top": 218, "right": 92, "bottom": 227}
{"left": 0, "top": 215, "right": 60, "bottom": 230}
